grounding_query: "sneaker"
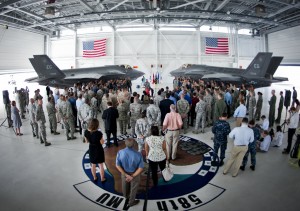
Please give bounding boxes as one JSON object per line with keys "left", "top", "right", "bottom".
{"left": 250, "top": 165, "right": 255, "bottom": 171}
{"left": 129, "top": 199, "right": 140, "bottom": 207}
{"left": 240, "top": 165, "right": 245, "bottom": 171}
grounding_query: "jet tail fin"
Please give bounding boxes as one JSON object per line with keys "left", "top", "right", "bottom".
{"left": 244, "top": 52, "right": 273, "bottom": 77}
{"left": 30, "top": 55, "right": 65, "bottom": 78}
{"left": 264, "top": 56, "right": 283, "bottom": 79}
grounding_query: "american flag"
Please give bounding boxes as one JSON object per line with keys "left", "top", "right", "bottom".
{"left": 205, "top": 37, "right": 229, "bottom": 55}
{"left": 83, "top": 38, "right": 107, "bottom": 58}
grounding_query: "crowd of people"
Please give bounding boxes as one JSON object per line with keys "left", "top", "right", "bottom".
{"left": 4, "top": 76, "right": 300, "bottom": 207}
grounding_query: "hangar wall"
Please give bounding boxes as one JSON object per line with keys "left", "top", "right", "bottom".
{"left": 268, "top": 25, "right": 300, "bottom": 64}
{"left": 49, "top": 30, "right": 263, "bottom": 80}
{"left": 0, "top": 27, "right": 44, "bottom": 70}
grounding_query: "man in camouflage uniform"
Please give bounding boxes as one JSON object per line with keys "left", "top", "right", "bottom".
{"left": 130, "top": 98, "right": 142, "bottom": 136}
{"left": 177, "top": 93, "right": 190, "bottom": 134}
{"left": 46, "top": 97, "right": 60, "bottom": 135}
{"left": 28, "top": 98, "right": 38, "bottom": 138}
{"left": 101, "top": 93, "right": 110, "bottom": 112}
{"left": 117, "top": 99, "right": 128, "bottom": 135}
{"left": 90, "top": 93, "right": 98, "bottom": 119}
{"left": 240, "top": 120, "right": 261, "bottom": 171}
{"left": 193, "top": 95, "right": 207, "bottom": 134}
{"left": 97, "top": 88, "right": 104, "bottom": 112}
{"left": 78, "top": 98, "right": 93, "bottom": 142}
{"left": 59, "top": 95, "right": 76, "bottom": 140}
{"left": 204, "top": 88, "right": 213, "bottom": 126}
{"left": 214, "top": 93, "right": 227, "bottom": 121}
{"left": 36, "top": 99, "right": 51, "bottom": 146}
{"left": 135, "top": 110, "right": 149, "bottom": 152}
{"left": 248, "top": 91, "right": 256, "bottom": 121}
{"left": 211, "top": 113, "right": 231, "bottom": 166}
{"left": 146, "top": 100, "right": 161, "bottom": 126}
{"left": 154, "top": 90, "right": 164, "bottom": 107}
{"left": 255, "top": 92, "right": 263, "bottom": 121}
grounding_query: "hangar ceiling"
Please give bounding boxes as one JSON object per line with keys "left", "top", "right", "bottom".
{"left": 0, "top": 0, "right": 299, "bottom": 35}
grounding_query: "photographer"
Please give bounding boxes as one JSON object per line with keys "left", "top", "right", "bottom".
{"left": 282, "top": 106, "right": 299, "bottom": 154}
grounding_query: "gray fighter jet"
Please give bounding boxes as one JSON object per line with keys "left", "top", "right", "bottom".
{"left": 170, "top": 52, "right": 288, "bottom": 88}
{"left": 25, "top": 55, "right": 144, "bottom": 87}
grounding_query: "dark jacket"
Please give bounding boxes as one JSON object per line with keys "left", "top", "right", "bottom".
{"left": 159, "top": 99, "right": 174, "bottom": 125}
{"left": 102, "top": 106, "right": 119, "bottom": 132}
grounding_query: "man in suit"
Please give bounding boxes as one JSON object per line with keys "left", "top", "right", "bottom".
{"left": 159, "top": 92, "right": 174, "bottom": 126}
{"left": 102, "top": 101, "right": 119, "bottom": 147}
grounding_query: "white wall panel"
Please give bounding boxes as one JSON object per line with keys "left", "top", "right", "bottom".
{"left": 268, "top": 25, "right": 300, "bottom": 64}
{"left": 0, "top": 28, "right": 44, "bottom": 70}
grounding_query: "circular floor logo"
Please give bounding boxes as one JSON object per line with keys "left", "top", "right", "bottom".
{"left": 74, "top": 135, "right": 225, "bottom": 210}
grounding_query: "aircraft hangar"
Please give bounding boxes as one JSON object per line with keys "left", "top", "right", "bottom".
{"left": 0, "top": 0, "right": 300, "bottom": 210}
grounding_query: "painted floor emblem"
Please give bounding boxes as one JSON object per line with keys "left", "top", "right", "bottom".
{"left": 74, "top": 135, "right": 225, "bottom": 210}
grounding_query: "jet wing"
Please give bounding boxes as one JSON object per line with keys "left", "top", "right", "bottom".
{"left": 201, "top": 73, "right": 241, "bottom": 81}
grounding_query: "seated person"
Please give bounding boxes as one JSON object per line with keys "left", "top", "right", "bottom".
{"left": 257, "top": 130, "right": 271, "bottom": 152}
{"left": 257, "top": 115, "right": 269, "bottom": 131}
{"left": 272, "top": 126, "right": 283, "bottom": 147}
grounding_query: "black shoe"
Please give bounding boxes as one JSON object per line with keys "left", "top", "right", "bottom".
{"left": 129, "top": 199, "right": 140, "bottom": 207}
{"left": 282, "top": 149, "right": 289, "bottom": 154}
{"left": 45, "top": 142, "right": 51, "bottom": 146}
{"left": 33, "top": 134, "right": 36, "bottom": 137}
{"left": 240, "top": 165, "right": 245, "bottom": 171}
{"left": 53, "top": 132, "right": 60, "bottom": 135}
{"left": 211, "top": 161, "right": 218, "bottom": 166}
{"left": 219, "top": 160, "right": 224, "bottom": 167}
{"left": 71, "top": 136, "right": 77, "bottom": 140}
{"left": 250, "top": 165, "right": 255, "bottom": 171}
{"left": 51, "top": 130, "right": 54, "bottom": 134}
{"left": 67, "top": 137, "right": 71, "bottom": 141}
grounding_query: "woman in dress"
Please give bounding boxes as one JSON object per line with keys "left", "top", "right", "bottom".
{"left": 145, "top": 126, "right": 168, "bottom": 186}
{"left": 84, "top": 118, "right": 106, "bottom": 183}
{"left": 11, "top": 100, "right": 22, "bottom": 136}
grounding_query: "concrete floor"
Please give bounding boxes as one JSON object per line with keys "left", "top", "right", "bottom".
{"left": 0, "top": 74, "right": 300, "bottom": 210}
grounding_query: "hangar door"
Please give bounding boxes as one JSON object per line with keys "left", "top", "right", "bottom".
{"left": 268, "top": 25, "right": 300, "bottom": 64}
{"left": 0, "top": 28, "right": 44, "bottom": 70}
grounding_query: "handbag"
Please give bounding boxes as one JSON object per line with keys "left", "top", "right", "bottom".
{"left": 162, "top": 163, "right": 174, "bottom": 182}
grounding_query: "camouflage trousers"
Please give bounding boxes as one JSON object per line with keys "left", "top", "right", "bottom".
{"left": 242, "top": 141, "right": 256, "bottom": 166}
{"left": 248, "top": 108, "right": 255, "bottom": 121}
{"left": 206, "top": 107, "right": 212, "bottom": 126}
{"left": 181, "top": 116, "right": 188, "bottom": 133}
{"left": 91, "top": 108, "right": 98, "bottom": 119}
{"left": 195, "top": 112, "right": 206, "bottom": 132}
{"left": 30, "top": 121, "right": 38, "bottom": 137}
{"left": 48, "top": 114, "right": 57, "bottom": 132}
{"left": 136, "top": 138, "right": 145, "bottom": 152}
{"left": 254, "top": 107, "right": 262, "bottom": 120}
{"left": 119, "top": 119, "right": 127, "bottom": 135}
{"left": 63, "top": 118, "right": 75, "bottom": 138}
{"left": 213, "top": 141, "right": 227, "bottom": 161}
{"left": 130, "top": 118, "right": 138, "bottom": 136}
{"left": 37, "top": 121, "right": 46, "bottom": 142}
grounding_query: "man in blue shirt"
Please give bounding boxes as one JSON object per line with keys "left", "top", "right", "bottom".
{"left": 224, "top": 89, "right": 232, "bottom": 117}
{"left": 116, "top": 138, "right": 144, "bottom": 207}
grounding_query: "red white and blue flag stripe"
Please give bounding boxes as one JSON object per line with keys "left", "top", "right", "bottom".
{"left": 83, "top": 38, "right": 107, "bottom": 58}
{"left": 205, "top": 37, "right": 229, "bottom": 55}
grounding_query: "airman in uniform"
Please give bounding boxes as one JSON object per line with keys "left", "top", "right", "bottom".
{"left": 248, "top": 91, "right": 256, "bottom": 121}
{"left": 130, "top": 98, "right": 142, "bottom": 136}
{"left": 135, "top": 110, "right": 149, "bottom": 152}
{"left": 46, "top": 97, "right": 60, "bottom": 135}
{"left": 78, "top": 98, "right": 93, "bottom": 142}
{"left": 90, "top": 93, "right": 98, "bottom": 119}
{"left": 193, "top": 95, "right": 207, "bottom": 134}
{"left": 177, "top": 93, "right": 190, "bottom": 134}
{"left": 28, "top": 98, "right": 38, "bottom": 138}
{"left": 117, "top": 99, "right": 128, "bottom": 135}
{"left": 146, "top": 100, "right": 161, "bottom": 126}
{"left": 211, "top": 113, "right": 231, "bottom": 166}
{"left": 59, "top": 95, "right": 76, "bottom": 140}
{"left": 204, "top": 88, "right": 213, "bottom": 126}
{"left": 36, "top": 99, "right": 51, "bottom": 146}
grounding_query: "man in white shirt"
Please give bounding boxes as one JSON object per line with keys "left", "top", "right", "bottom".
{"left": 283, "top": 107, "right": 299, "bottom": 154}
{"left": 257, "top": 130, "right": 271, "bottom": 152}
{"left": 260, "top": 115, "right": 269, "bottom": 131}
{"left": 223, "top": 118, "right": 254, "bottom": 177}
{"left": 233, "top": 99, "right": 247, "bottom": 127}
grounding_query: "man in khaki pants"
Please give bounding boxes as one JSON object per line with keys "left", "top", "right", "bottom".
{"left": 223, "top": 117, "right": 254, "bottom": 177}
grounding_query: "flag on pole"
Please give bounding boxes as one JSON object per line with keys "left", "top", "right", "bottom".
{"left": 83, "top": 38, "right": 107, "bottom": 58}
{"left": 152, "top": 73, "right": 155, "bottom": 84}
{"left": 205, "top": 37, "right": 229, "bottom": 55}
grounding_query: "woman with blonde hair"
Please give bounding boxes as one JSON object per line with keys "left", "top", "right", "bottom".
{"left": 84, "top": 118, "right": 106, "bottom": 183}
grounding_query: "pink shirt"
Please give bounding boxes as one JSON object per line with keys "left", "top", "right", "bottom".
{"left": 163, "top": 111, "right": 183, "bottom": 130}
